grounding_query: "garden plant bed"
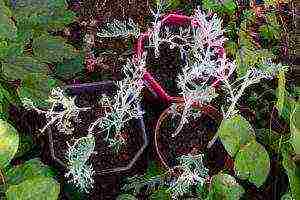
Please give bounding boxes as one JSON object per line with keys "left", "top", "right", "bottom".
{"left": 0, "top": 0, "right": 297, "bottom": 200}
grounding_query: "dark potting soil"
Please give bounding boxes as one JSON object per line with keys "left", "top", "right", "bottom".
{"left": 146, "top": 42, "right": 184, "bottom": 97}
{"left": 156, "top": 107, "right": 221, "bottom": 169}
{"left": 50, "top": 89, "right": 145, "bottom": 168}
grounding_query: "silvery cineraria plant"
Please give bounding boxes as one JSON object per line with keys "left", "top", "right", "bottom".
{"left": 121, "top": 153, "right": 209, "bottom": 199}
{"left": 65, "top": 134, "right": 96, "bottom": 192}
{"left": 97, "top": 18, "right": 140, "bottom": 38}
{"left": 168, "top": 154, "right": 209, "bottom": 199}
{"left": 159, "top": 8, "right": 287, "bottom": 139}
{"left": 22, "top": 87, "right": 90, "bottom": 134}
{"left": 168, "top": 9, "right": 232, "bottom": 137}
{"left": 88, "top": 53, "right": 146, "bottom": 153}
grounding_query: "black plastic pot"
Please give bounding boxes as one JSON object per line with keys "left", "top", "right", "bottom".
{"left": 48, "top": 81, "right": 148, "bottom": 175}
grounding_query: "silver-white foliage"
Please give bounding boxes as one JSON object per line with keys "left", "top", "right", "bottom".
{"left": 65, "top": 134, "right": 96, "bottom": 193}
{"left": 97, "top": 18, "right": 140, "bottom": 38}
{"left": 88, "top": 54, "right": 146, "bottom": 152}
{"left": 172, "top": 10, "right": 231, "bottom": 137}
{"left": 22, "top": 87, "right": 90, "bottom": 134}
{"left": 207, "top": 60, "right": 288, "bottom": 148}
{"left": 168, "top": 154, "right": 209, "bottom": 199}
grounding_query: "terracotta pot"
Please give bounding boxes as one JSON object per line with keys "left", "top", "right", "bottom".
{"left": 154, "top": 98, "right": 222, "bottom": 170}
{"left": 48, "top": 81, "right": 148, "bottom": 175}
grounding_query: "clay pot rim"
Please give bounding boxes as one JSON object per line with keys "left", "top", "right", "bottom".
{"left": 154, "top": 99, "right": 222, "bottom": 170}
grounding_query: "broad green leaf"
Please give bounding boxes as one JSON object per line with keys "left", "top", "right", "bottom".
{"left": 2, "top": 56, "right": 48, "bottom": 80}
{"left": 32, "top": 35, "right": 78, "bottom": 63}
{"left": 0, "top": 4, "right": 17, "bottom": 39}
{"left": 55, "top": 56, "right": 84, "bottom": 79}
{"left": 259, "top": 24, "right": 281, "bottom": 41}
{"left": 6, "top": 176, "right": 60, "bottom": 200}
{"left": 282, "top": 143, "right": 300, "bottom": 200}
{"left": 19, "top": 73, "right": 50, "bottom": 108}
{"left": 234, "top": 140, "right": 270, "bottom": 187}
{"left": 0, "top": 38, "right": 24, "bottom": 60}
{"left": 281, "top": 193, "right": 294, "bottom": 200}
{"left": 13, "top": 134, "right": 34, "bottom": 158}
{"left": 116, "top": 194, "right": 137, "bottom": 200}
{"left": 218, "top": 115, "right": 255, "bottom": 157}
{"left": 0, "top": 82, "right": 20, "bottom": 120}
{"left": 290, "top": 102, "right": 300, "bottom": 155}
{"left": 5, "top": 158, "right": 55, "bottom": 186}
{"left": 14, "top": 0, "right": 75, "bottom": 32}
{"left": 207, "top": 173, "right": 245, "bottom": 200}
{"left": 0, "top": 119, "right": 19, "bottom": 169}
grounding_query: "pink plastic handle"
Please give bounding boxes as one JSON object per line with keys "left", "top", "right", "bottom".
{"left": 133, "top": 12, "right": 224, "bottom": 104}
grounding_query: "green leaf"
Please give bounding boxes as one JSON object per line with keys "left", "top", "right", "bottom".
{"left": 255, "top": 129, "right": 289, "bottom": 153}
{"left": 150, "top": 188, "right": 171, "bottom": 200}
{"left": 32, "top": 35, "right": 78, "bottom": 63}
{"left": 290, "top": 102, "right": 300, "bottom": 155}
{"left": 5, "top": 158, "right": 55, "bottom": 186}
{"left": 19, "top": 73, "right": 50, "bottom": 108}
{"left": 202, "top": 0, "right": 237, "bottom": 15}
{"left": 281, "top": 143, "right": 300, "bottom": 199}
{"left": 218, "top": 115, "right": 256, "bottom": 157}
{"left": 264, "top": 0, "right": 289, "bottom": 6}
{"left": 224, "top": 40, "right": 238, "bottom": 58}
{"left": 0, "top": 4, "right": 17, "bottom": 40}
{"left": 276, "top": 69, "right": 286, "bottom": 116}
{"left": 55, "top": 56, "right": 84, "bottom": 79}
{"left": 0, "top": 38, "right": 24, "bottom": 60}
{"left": 13, "top": 134, "right": 34, "bottom": 158}
{"left": 6, "top": 176, "right": 60, "bottom": 200}
{"left": 2, "top": 56, "right": 48, "bottom": 80}
{"left": 223, "top": 0, "right": 237, "bottom": 15}
{"left": 234, "top": 140, "right": 270, "bottom": 187}
{"left": 0, "top": 119, "right": 19, "bottom": 169}
{"left": 207, "top": 173, "right": 245, "bottom": 200}
{"left": 236, "top": 30, "right": 274, "bottom": 77}
{"left": 0, "top": 81, "right": 20, "bottom": 120}
{"left": 14, "top": 0, "right": 75, "bottom": 33}
{"left": 116, "top": 194, "right": 137, "bottom": 200}
{"left": 281, "top": 193, "right": 294, "bottom": 200}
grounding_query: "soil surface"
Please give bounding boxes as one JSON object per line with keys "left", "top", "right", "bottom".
{"left": 155, "top": 104, "right": 221, "bottom": 169}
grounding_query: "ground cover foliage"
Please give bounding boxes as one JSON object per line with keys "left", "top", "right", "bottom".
{"left": 0, "top": 0, "right": 298, "bottom": 200}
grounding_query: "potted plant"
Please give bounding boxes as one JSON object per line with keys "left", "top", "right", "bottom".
{"left": 22, "top": 57, "right": 148, "bottom": 192}
{"left": 126, "top": 5, "right": 290, "bottom": 199}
